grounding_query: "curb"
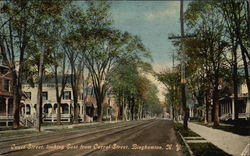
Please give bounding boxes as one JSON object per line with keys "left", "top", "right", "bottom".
{"left": 178, "top": 131, "right": 194, "bottom": 156}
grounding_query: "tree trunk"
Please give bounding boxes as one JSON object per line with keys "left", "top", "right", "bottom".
{"left": 118, "top": 105, "right": 123, "bottom": 120}
{"left": 181, "top": 83, "right": 188, "bottom": 128}
{"left": 36, "top": 50, "right": 45, "bottom": 132}
{"left": 96, "top": 100, "right": 103, "bottom": 122}
{"left": 131, "top": 97, "right": 135, "bottom": 120}
{"left": 232, "top": 45, "right": 239, "bottom": 119}
{"left": 205, "top": 90, "right": 212, "bottom": 123}
{"left": 172, "top": 105, "right": 175, "bottom": 121}
{"left": 73, "top": 90, "right": 79, "bottom": 123}
{"left": 213, "top": 77, "right": 220, "bottom": 127}
{"left": 57, "top": 98, "right": 61, "bottom": 124}
{"left": 123, "top": 96, "right": 127, "bottom": 121}
{"left": 247, "top": 1, "right": 250, "bottom": 46}
{"left": 117, "top": 95, "right": 123, "bottom": 120}
{"left": 12, "top": 71, "right": 20, "bottom": 129}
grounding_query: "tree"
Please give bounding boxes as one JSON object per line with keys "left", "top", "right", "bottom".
{"left": 156, "top": 68, "right": 181, "bottom": 121}
{"left": 32, "top": 1, "right": 69, "bottom": 131}
{"left": 1, "top": 1, "right": 37, "bottom": 129}
{"left": 110, "top": 57, "right": 155, "bottom": 120}
{"left": 184, "top": 0, "right": 228, "bottom": 126}
{"left": 69, "top": 1, "right": 151, "bottom": 122}
{"left": 1, "top": 0, "right": 69, "bottom": 130}
{"left": 62, "top": 7, "right": 84, "bottom": 123}
{"left": 49, "top": 14, "right": 69, "bottom": 124}
{"left": 218, "top": 0, "right": 250, "bottom": 119}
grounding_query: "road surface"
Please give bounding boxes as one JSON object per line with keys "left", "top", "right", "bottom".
{"left": 0, "top": 119, "right": 183, "bottom": 156}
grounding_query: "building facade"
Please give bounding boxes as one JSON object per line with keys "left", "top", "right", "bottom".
{"left": 21, "top": 79, "right": 118, "bottom": 125}
{"left": 0, "top": 57, "right": 13, "bottom": 126}
{"left": 219, "top": 83, "right": 250, "bottom": 120}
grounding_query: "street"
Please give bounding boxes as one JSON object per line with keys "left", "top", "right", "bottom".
{"left": 0, "top": 119, "right": 183, "bottom": 156}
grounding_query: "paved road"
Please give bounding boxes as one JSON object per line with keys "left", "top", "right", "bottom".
{"left": 0, "top": 119, "right": 183, "bottom": 156}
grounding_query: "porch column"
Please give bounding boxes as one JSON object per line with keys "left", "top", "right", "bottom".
{"left": 224, "top": 103, "right": 227, "bottom": 114}
{"left": 232, "top": 98, "right": 235, "bottom": 120}
{"left": 80, "top": 104, "right": 82, "bottom": 115}
{"left": 5, "top": 98, "right": 9, "bottom": 117}
{"left": 222, "top": 103, "right": 224, "bottom": 115}
{"left": 225, "top": 103, "right": 227, "bottom": 114}
{"left": 246, "top": 98, "right": 250, "bottom": 114}
{"left": 220, "top": 103, "right": 223, "bottom": 116}
{"left": 24, "top": 104, "right": 27, "bottom": 127}
{"left": 225, "top": 102, "right": 228, "bottom": 114}
{"left": 24, "top": 104, "right": 27, "bottom": 117}
{"left": 52, "top": 104, "right": 54, "bottom": 122}
{"left": 69, "top": 103, "right": 71, "bottom": 115}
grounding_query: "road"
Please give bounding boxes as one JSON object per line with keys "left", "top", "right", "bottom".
{"left": 0, "top": 119, "right": 183, "bottom": 156}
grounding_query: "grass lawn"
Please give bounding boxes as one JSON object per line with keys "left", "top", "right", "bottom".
{"left": 0, "top": 126, "right": 29, "bottom": 131}
{"left": 41, "top": 122, "right": 72, "bottom": 126}
{"left": 0, "top": 126, "right": 13, "bottom": 131}
{"left": 174, "top": 123, "right": 200, "bottom": 137}
{"left": 0, "top": 131, "right": 37, "bottom": 137}
{"left": 174, "top": 122, "right": 232, "bottom": 156}
{"left": 189, "top": 143, "right": 232, "bottom": 156}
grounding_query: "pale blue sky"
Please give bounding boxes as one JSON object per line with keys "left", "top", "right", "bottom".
{"left": 110, "top": 1, "right": 189, "bottom": 71}
{"left": 109, "top": 1, "right": 189, "bottom": 101}
{"left": 76, "top": 1, "right": 188, "bottom": 71}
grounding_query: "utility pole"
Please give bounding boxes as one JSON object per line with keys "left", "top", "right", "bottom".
{"left": 168, "top": 0, "right": 188, "bottom": 129}
{"left": 180, "top": 0, "right": 188, "bottom": 129}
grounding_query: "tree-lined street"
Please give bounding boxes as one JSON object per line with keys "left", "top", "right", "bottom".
{"left": 0, "top": 119, "right": 182, "bottom": 156}
{"left": 0, "top": 0, "right": 249, "bottom": 156}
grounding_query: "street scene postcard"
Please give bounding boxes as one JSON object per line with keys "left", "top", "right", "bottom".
{"left": 0, "top": 0, "right": 249, "bottom": 156}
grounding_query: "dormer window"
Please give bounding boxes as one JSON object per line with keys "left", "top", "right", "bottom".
{"left": 42, "top": 92, "right": 48, "bottom": 100}
{"left": 63, "top": 91, "right": 71, "bottom": 100}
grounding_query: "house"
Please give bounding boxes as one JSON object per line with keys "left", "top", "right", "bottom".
{"left": 22, "top": 77, "right": 91, "bottom": 124}
{"left": 21, "top": 77, "right": 118, "bottom": 125}
{"left": 0, "top": 55, "right": 13, "bottom": 126}
{"left": 219, "top": 83, "right": 250, "bottom": 120}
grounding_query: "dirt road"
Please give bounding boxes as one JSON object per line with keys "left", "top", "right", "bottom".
{"left": 0, "top": 119, "right": 183, "bottom": 156}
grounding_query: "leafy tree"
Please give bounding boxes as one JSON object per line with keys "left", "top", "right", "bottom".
{"left": 156, "top": 68, "right": 181, "bottom": 120}
{"left": 184, "top": 0, "right": 228, "bottom": 126}
{"left": 68, "top": 1, "right": 151, "bottom": 121}
{"left": 218, "top": 0, "right": 249, "bottom": 119}
{"left": 110, "top": 59, "right": 155, "bottom": 120}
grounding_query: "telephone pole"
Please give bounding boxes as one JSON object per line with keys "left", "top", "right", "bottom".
{"left": 168, "top": 0, "right": 189, "bottom": 129}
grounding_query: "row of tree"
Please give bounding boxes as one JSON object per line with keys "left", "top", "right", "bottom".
{"left": 157, "top": 0, "right": 249, "bottom": 127}
{"left": 0, "top": 1, "right": 161, "bottom": 131}
{"left": 110, "top": 60, "right": 162, "bottom": 121}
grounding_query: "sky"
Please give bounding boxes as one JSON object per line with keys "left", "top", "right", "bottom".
{"left": 76, "top": 1, "right": 189, "bottom": 102}
{"left": 110, "top": 1, "right": 189, "bottom": 102}
{"left": 110, "top": 1, "right": 188, "bottom": 72}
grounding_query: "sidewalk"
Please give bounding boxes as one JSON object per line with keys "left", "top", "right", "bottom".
{"left": 188, "top": 122, "right": 249, "bottom": 156}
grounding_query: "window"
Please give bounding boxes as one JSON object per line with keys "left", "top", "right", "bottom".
{"left": 80, "top": 93, "right": 84, "bottom": 100}
{"left": 62, "top": 104, "right": 69, "bottom": 114}
{"left": 3, "top": 79, "right": 10, "bottom": 92}
{"left": 42, "top": 92, "right": 48, "bottom": 100}
{"left": 63, "top": 91, "right": 71, "bottom": 100}
{"left": 26, "top": 105, "right": 31, "bottom": 115}
{"left": 25, "top": 92, "right": 31, "bottom": 99}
